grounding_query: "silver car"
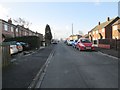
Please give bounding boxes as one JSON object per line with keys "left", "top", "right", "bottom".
{"left": 10, "top": 44, "right": 18, "bottom": 55}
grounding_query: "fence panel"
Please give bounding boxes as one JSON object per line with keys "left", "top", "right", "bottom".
{"left": 2, "top": 45, "right": 11, "bottom": 67}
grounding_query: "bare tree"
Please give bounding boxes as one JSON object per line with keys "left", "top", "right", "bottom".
{"left": 13, "top": 18, "right": 32, "bottom": 28}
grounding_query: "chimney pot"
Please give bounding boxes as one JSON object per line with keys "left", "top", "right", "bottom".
{"left": 98, "top": 22, "right": 100, "bottom": 25}
{"left": 8, "top": 18, "right": 12, "bottom": 24}
{"left": 107, "top": 17, "right": 110, "bottom": 21}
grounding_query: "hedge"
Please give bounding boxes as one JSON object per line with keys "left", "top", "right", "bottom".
{"left": 4, "top": 36, "right": 41, "bottom": 50}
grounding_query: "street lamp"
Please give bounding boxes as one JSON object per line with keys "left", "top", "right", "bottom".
{"left": 72, "top": 23, "right": 73, "bottom": 40}
{"left": 54, "top": 33, "right": 55, "bottom": 40}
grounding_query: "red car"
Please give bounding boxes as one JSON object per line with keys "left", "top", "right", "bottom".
{"left": 76, "top": 38, "right": 95, "bottom": 51}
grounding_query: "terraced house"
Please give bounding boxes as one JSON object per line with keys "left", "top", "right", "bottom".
{"left": 1, "top": 19, "right": 43, "bottom": 42}
{"left": 112, "top": 18, "right": 120, "bottom": 39}
{"left": 88, "top": 16, "right": 119, "bottom": 45}
{"left": 69, "top": 34, "right": 82, "bottom": 40}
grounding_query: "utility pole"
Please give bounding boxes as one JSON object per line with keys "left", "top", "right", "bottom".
{"left": 72, "top": 23, "right": 73, "bottom": 40}
{"left": 54, "top": 33, "right": 55, "bottom": 40}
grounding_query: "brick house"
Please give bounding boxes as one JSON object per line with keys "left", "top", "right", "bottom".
{"left": 112, "top": 18, "right": 120, "bottom": 39}
{"left": 16, "top": 25, "right": 24, "bottom": 37}
{"left": 88, "top": 17, "right": 119, "bottom": 45}
{"left": 82, "top": 34, "right": 89, "bottom": 38}
{"left": 69, "top": 34, "right": 82, "bottom": 40}
{"left": 1, "top": 19, "right": 43, "bottom": 42}
{"left": 1, "top": 19, "right": 16, "bottom": 39}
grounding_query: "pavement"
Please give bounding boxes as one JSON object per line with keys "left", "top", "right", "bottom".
{"left": 2, "top": 44, "right": 56, "bottom": 88}
{"left": 95, "top": 47, "right": 119, "bottom": 59}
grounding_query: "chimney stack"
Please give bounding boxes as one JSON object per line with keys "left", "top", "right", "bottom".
{"left": 8, "top": 18, "right": 12, "bottom": 24}
{"left": 98, "top": 22, "right": 100, "bottom": 25}
{"left": 107, "top": 17, "right": 110, "bottom": 21}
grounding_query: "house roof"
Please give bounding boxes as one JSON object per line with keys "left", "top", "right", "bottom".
{"left": 69, "top": 34, "right": 82, "bottom": 37}
{"left": 112, "top": 19, "right": 120, "bottom": 26}
{"left": 89, "top": 16, "right": 119, "bottom": 33}
{"left": 0, "top": 19, "right": 16, "bottom": 27}
{"left": 82, "top": 34, "right": 89, "bottom": 38}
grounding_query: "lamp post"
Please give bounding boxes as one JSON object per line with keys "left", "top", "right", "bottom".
{"left": 72, "top": 23, "right": 73, "bottom": 40}
{"left": 54, "top": 33, "right": 55, "bottom": 40}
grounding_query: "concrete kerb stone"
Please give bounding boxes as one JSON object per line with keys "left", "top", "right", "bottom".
{"left": 97, "top": 51, "right": 119, "bottom": 60}
{"left": 28, "top": 47, "right": 55, "bottom": 89}
{"left": 95, "top": 47, "right": 119, "bottom": 60}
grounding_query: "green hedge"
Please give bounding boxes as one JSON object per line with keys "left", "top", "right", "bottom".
{"left": 4, "top": 36, "right": 41, "bottom": 50}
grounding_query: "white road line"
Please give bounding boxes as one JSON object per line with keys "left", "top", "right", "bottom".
{"left": 28, "top": 48, "right": 55, "bottom": 88}
{"left": 97, "top": 51, "right": 118, "bottom": 60}
{"left": 11, "top": 59, "right": 16, "bottom": 62}
{"left": 35, "top": 50, "right": 54, "bottom": 88}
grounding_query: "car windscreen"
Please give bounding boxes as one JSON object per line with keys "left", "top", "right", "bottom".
{"left": 81, "top": 39, "right": 91, "bottom": 43}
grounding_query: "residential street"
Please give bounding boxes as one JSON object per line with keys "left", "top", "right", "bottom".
{"left": 2, "top": 42, "right": 119, "bottom": 88}
{"left": 39, "top": 42, "right": 118, "bottom": 88}
{"left": 1, "top": 2, "right": 120, "bottom": 89}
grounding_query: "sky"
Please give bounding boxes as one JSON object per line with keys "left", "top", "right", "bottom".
{"left": 0, "top": 1, "right": 119, "bottom": 40}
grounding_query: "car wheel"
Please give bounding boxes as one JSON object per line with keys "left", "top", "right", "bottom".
{"left": 76, "top": 47, "right": 78, "bottom": 50}
{"left": 79, "top": 48, "right": 81, "bottom": 51}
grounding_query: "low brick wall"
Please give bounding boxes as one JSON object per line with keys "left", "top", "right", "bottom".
{"left": 98, "top": 44, "right": 110, "bottom": 49}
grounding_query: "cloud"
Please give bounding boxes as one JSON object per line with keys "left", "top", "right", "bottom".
{"left": 0, "top": 4, "right": 9, "bottom": 19}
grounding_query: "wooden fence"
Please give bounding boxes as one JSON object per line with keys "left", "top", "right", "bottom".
{"left": 98, "top": 39, "right": 120, "bottom": 50}
{"left": 2, "top": 44, "right": 11, "bottom": 67}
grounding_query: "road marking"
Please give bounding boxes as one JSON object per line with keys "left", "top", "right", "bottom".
{"left": 35, "top": 49, "right": 54, "bottom": 88}
{"left": 11, "top": 59, "right": 16, "bottom": 62}
{"left": 24, "top": 54, "right": 31, "bottom": 57}
{"left": 28, "top": 48, "right": 55, "bottom": 88}
{"left": 97, "top": 51, "right": 118, "bottom": 60}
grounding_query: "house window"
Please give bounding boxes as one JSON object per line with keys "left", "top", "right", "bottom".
{"left": 16, "top": 28, "right": 18, "bottom": 32}
{"left": 93, "top": 31, "right": 95, "bottom": 34}
{"left": 116, "top": 36, "right": 118, "bottom": 39}
{"left": 96, "top": 30, "right": 98, "bottom": 34}
{"left": 4, "top": 24, "right": 8, "bottom": 31}
{"left": 113, "top": 25, "right": 118, "bottom": 30}
{"left": 113, "top": 36, "right": 117, "bottom": 39}
{"left": 30, "top": 33, "right": 32, "bottom": 35}
{"left": 11, "top": 26, "right": 14, "bottom": 32}
{"left": 25, "top": 31, "right": 26, "bottom": 35}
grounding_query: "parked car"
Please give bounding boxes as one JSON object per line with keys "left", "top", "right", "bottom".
{"left": 76, "top": 38, "right": 95, "bottom": 51}
{"left": 72, "top": 39, "right": 78, "bottom": 48}
{"left": 64, "top": 40, "right": 67, "bottom": 44}
{"left": 16, "top": 42, "right": 23, "bottom": 52}
{"left": 67, "top": 40, "right": 74, "bottom": 46}
{"left": 51, "top": 40, "right": 58, "bottom": 44}
{"left": 19, "top": 42, "right": 29, "bottom": 51}
{"left": 10, "top": 44, "right": 19, "bottom": 55}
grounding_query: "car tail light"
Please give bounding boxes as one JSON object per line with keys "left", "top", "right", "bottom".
{"left": 16, "top": 46, "right": 19, "bottom": 49}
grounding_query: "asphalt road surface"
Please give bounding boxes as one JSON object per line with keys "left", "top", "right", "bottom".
{"left": 40, "top": 42, "right": 118, "bottom": 88}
